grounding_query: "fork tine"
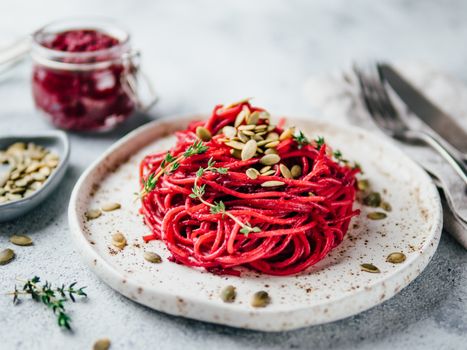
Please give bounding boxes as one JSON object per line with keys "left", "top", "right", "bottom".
{"left": 354, "top": 65, "right": 392, "bottom": 131}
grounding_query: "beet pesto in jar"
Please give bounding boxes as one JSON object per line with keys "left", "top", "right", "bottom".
{"left": 31, "top": 19, "right": 138, "bottom": 131}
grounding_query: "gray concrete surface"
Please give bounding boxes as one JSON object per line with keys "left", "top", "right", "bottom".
{"left": 0, "top": 1, "right": 466, "bottom": 349}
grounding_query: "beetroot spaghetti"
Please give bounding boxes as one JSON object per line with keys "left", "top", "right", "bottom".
{"left": 140, "top": 99, "right": 359, "bottom": 276}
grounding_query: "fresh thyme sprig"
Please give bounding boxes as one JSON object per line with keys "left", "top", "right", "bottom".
{"left": 189, "top": 158, "right": 261, "bottom": 235}
{"left": 293, "top": 130, "right": 309, "bottom": 149}
{"left": 141, "top": 140, "right": 209, "bottom": 197}
{"left": 315, "top": 136, "right": 325, "bottom": 150}
{"left": 8, "top": 276, "right": 87, "bottom": 330}
{"left": 292, "top": 130, "right": 326, "bottom": 151}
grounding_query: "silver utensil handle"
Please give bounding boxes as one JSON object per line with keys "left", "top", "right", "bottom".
{"left": 407, "top": 129, "right": 467, "bottom": 185}
{"left": 0, "top": 36, "right": 30, "bottom": 74}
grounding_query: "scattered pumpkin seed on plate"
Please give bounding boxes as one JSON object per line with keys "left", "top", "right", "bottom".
{"left": 111, "top": 232, "right": 127, "bottom": 249}
{"left": 363, "top": 192, "right": 382, "bottom": 207}
{"left": 85, "top": 209, "right": 102, "bottom": 220}
{"left": 360, "top": 263, "right": 380, "bottom": 273}
{"left": 9, "top": 234, "right": 33, "bottom": 246}
{"left": 101, "top": 202, "right": 121, "bottom": 212}
{"left": 386, "top": 252, "right": 406, "bottom": 264}
{"left": 251, "top": 291, "right": 270, "bottom": 308}
{"left": 144, "top": 251, "right": 162, "bottom": 264}
{"left": 220, "top": 285, "right": 237, "bottom": 303}
{"left": 367, "top": 212, "right": 387, "bottom": 220}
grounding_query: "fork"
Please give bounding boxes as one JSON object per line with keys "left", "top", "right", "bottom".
{"left": 353, "top": 64, "right": 467, "bottom": 186}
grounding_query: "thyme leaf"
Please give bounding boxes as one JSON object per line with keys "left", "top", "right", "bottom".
{"left": 293, "top": 130, "right": 309, "bottom": 148}
{"left": 315, "top": 136, "right": 325, "bottom": 150}
{"left": 10, "top": 276, "right": 87, "bottom": 330}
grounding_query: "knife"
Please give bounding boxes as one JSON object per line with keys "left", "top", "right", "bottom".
{"left": 378, "top": 63, "right": 467, "bottom": 156}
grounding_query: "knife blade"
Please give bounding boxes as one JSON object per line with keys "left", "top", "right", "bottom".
{"left": 378, "top": 63, "right": 467, "bottom": 154}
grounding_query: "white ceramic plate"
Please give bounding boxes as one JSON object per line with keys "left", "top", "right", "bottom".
{"left": 68, "top": 115, "right": 442, "bottom": 332}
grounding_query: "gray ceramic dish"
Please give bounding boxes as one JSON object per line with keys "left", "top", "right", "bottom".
{"left": 0, "top": 130, "right": 70, "bottom": 222}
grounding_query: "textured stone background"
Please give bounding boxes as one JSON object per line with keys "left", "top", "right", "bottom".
{"left": 0, "top": 1, "right": 466, "bottom": 349}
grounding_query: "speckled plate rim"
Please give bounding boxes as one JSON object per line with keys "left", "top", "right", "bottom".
{"left": 68, "top": 114, "right": 443, "bottom": 331}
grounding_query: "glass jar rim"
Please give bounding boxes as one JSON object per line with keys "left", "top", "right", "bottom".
{"left": 31, "top": 17, "right": 131, "bottom": 61}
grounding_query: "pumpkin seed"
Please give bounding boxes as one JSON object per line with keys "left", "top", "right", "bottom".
{"left": 254, "top": 124, "right": 268, "bottom": 131}
{"left": 234, "top": 109, "right": 248, "bottom": 127}
{"left": 9, "top": 234, "right": 33, "bottom": 246}
{"left": 247, "top": 111, "right": 260, "bottom": 125}
{"left": 279, "top": 128, "right": 294, "bottom": 141}
{"left": 223, "top": 97, "right": 252, "bottom": 110}
{"left": 0, "top": 248, "right": 15, "bottom": 265}
{"left": 357, "top": 179, "right": 370, "bottom": 191}
{"left": 14, "top": 178, "right": 30, "bottom": 188}
{"left": 381, "top": 201, "right": 392, "bottom": 212}
{"left": 259, "top": 111, "right": 271, "bottom": 120}
{"left": 31, "top": 172, "right": 46, "bottom": 181}
{"left": 6, "top": 142, "right": 26, "bottom": 155}
{"left": 246, "top": 168, "right": 259, "bottom": 180}
{"left": 262, "top": 170, "right": 276, "bottom": 176}
{"left": 46, "top": 160, "right": 59, "bottom": 168}
{"left": 30, "top": 181, "right": 43, "bottom": 190}
{"left": 25, "top": 162, "right": 41, "bottom": 173}
{"left": 264, "top": 148, "right": 278, "bottom": 155}
{"left": 93, "top": 338, "right": 111, "bottom": 350}
{"left": 267, "top": 125, "right": 276, "bottom": 132}
{"left": 0, "top": 196, "right": 7, "bottom": 203}
{"left": 260, "top": 166, "right": 271, "bottom": 173}
{"left": 261, "top": 181, "right": 285, "bottom": 187}
{"left": 242, "top": 130, "right": 255, "bottom": 136}
{"left": 112, "top": 232, "right": 127, "bottom": 249}
{"left": 363, "top": 192, "right": 381, "bottom": 207}
{"left": 10, "top": 187, "right": 25, "bottom": 194}
{"left": 220, "top": 285, "right": 237, "bottom": 303}
{"left": 279, "top": 164, "right": 292, "bottom": 179}
{"left": 266, "top": 132, "right": 279, "bottom": 141}
{"left": 236, "top": 132, "right": 248, "bottom": 143}
{"left": 101, "top": 202, "right": 121, "bottom": 212}
{"left": 386, "top": 252, "right": 406, "bottom": 264}
{"left": 260, "top": 154, "right": 280, "bottom": 166}
{"left": 256, "top": 140, "right": 270, "bottom": 147}
{"left": 238, "top": 124, "right": 256, "bottom": 131}
{"left": 196, "top": 126, "right": 212, "bottom": 142}
{"left": 241, "top": 140, "right": 257, "bottom": 161}
{"left": 265, "top": 140, "right": 280, "bottom": 149}
{"left": 290, "top": 165, "right": 302, "bottom": 178}
{"left": 225, "top": 141, "right": 245, "bottom": 150}
{"left": 252, "top": 134, "right": 264, "bottom": 141}
{"left": 360, "top": 263, "right": 380, "bottom": 273}
{"left": 251, "top": 291, "right": 270, "bottom": 308}
{"left": 230, "top": 149, "right": 242, "bottom": 159}
{"left": 6, "top": 193, "right": 22, "bottom": 201}
{"left": 144, "top": 251, "right": 162, "bottom": 263}
{"left": 85, "top": 209, "right": 102, "bottom": 220}
{"left": 223, "top": 126, "right": 237, "bottom": 139}
{"left": 367, "top": 212, "right": 387, "bottom": 220}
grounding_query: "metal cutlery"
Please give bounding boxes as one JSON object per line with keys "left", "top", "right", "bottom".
{"left": 353, "top": 64, "right": 467, "bottom": 187}
{"left": 378, "top": 63, "right": 467, "bottom": 162}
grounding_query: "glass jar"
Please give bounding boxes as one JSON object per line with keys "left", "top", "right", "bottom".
{"left": 31, "top": 18, "right": 155, "bottom": 132}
